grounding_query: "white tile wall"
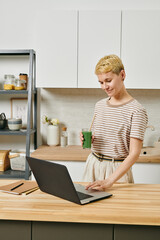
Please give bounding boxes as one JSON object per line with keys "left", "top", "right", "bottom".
{"left": 40, "top": 88, "right": 160, "bottom": 147}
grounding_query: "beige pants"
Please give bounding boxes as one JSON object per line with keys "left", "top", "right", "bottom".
{"left": 83, "top": 153, "right": 134, "bottom": 183}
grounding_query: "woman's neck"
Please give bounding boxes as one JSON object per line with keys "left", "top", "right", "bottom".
{"left": 109, "top": 89, "right": 133, "bottom": 105}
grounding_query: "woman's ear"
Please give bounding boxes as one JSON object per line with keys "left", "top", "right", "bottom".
{"left": 120, "top": 70, "right": 126, "bottom": 81}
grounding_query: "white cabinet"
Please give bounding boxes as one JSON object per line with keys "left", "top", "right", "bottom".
{"left": 31, "top": 161, "right": 85, "bottom": 182}
{"left": 35, "top": 10, "right": 77, "bottom": 88}
{"left": 35, "top": 10, "right": 121, "bottom": 88}
{"left": 121, "top": 10, "right": 160, "bottom": 89}
{"left": 132, "top": 163, "right": 160, "bottom": 184}
{"left": 78, "top": 10, "right": 121, "bottom": 88}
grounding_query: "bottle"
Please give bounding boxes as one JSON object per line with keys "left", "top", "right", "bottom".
{"left": 61, "top": 127, "right": 68, "bottom": 147}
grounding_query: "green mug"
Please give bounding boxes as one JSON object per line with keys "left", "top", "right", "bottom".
{"left": 82, "top": 128, "right": 92, "bottom": 149}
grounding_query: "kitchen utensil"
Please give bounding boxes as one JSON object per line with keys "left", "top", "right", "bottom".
{"left": 0, "top": 113, "right": 7, "bottom": 129}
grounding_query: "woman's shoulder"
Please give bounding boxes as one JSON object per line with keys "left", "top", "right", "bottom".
{"left": 128, "top": 99, "right": 148, "bottom": 118}
{"left": 129, "top": 99, "right": 146, "bottom": 110}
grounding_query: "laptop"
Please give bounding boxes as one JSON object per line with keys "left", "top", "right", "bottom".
{"left": 26, "top": 156, "right": 112, "bottom": 205}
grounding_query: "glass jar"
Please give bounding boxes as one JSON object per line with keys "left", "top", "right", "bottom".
{"left": 14, "top": 79, "right": 26, "bottom": 90}
{"left": 3, "top": 74, "right": 15, "bottom": 90}
{"left": 19, "top": 73, "right": 28, "bottom": 89}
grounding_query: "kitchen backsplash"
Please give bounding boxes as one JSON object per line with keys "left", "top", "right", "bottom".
{"left": 40, "top": 88, "right": 160, "bottom": 147}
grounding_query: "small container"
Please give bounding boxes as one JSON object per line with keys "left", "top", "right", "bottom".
{"left": 14, "top": 79, "right": 26, "bottom": 90}
{"left": 9, "top": 152, "right": 25, "bottom": 171}
{"left": 61, "top": 127, "right": 68, "bottom": 147}
{"left": 3, "top": 74, "right": 15, "bottom": 90}
{"left": 8, "top": 118, "right": 22, "bottom": 131}
{"left": 19, "top": 73, "right": 28, "bottom": 89}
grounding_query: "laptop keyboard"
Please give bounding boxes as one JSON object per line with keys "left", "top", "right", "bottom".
{"left": 77, "top": 191, "right": 93, "bottom": 200}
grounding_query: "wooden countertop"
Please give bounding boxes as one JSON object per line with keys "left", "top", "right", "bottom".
{"left": 31, "top": 145, "right": 160, "bottom": 163}
{"left": 0, "top": 180, "right": 160, "bottom": 226}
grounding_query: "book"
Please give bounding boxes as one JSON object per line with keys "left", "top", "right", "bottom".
{"left": 0, "top": 180, "right": 39, "bottom": 195}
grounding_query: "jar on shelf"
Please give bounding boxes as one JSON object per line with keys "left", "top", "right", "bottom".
{"left": 14, "top": 79, "right": 26, "bottom": 90}
{"left": 61, "top": 127, "right": 68, "bottom": 147}
{"left": 19, "top": 73, "right": 28, "bottom": 89}
{"left": 3, "top": 74, "right": 15, "bottom": 90}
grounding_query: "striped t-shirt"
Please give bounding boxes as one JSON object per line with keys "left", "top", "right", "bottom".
{"left": 91, "top": 98, "right": 148, "bottom": 159}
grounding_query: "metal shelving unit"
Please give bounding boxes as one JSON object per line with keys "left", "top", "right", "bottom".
{"left": 0, "top": 49, "right": 37, "bottom": 180}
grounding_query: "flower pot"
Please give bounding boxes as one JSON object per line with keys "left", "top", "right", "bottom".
{"left": 47, "top": 125, "right": 59, "bottom": 146}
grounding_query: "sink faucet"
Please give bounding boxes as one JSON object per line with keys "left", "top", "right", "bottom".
{"left": 146, "top": 125, "right": 155, "bottom": 131}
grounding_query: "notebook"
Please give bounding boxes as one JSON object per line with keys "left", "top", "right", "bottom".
{"left": 0, "top": 180, "right": 38, "bottom": 195}
{"left": 27, "top": 156, "right": 112, "bottom": 205}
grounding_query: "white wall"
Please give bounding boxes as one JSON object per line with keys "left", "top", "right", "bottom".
{"left": 1, "top": 0, "right": 160, "bottom": 183}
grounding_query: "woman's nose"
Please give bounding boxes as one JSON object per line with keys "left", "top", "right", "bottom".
{"left": 103, "top": 82, "right": 108, "bottom": 89}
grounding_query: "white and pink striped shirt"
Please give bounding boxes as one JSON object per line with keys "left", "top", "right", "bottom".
{"left": 91, "top": 98, "right": 148, "bottom": 159}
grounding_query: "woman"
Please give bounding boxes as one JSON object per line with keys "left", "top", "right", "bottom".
{"left": 80, "top": 54, "right": 148, "bottom": 190}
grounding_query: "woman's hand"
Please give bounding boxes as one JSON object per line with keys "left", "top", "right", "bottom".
{"left": 85, "top": 178, "right": 113, "bottom": 191}
{"left": 80, "top": 132, "right": 84, "bottom": 146}
{"left": 80, "top": 132, "right": 94, "bottom": 147}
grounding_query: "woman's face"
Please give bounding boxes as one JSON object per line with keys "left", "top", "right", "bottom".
{"left": 97, "top": 70, "right": 125, "bottom": 98}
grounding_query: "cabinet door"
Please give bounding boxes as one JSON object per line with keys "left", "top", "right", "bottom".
{"left": 35, "top": 10, "right": 77, "bottom": 88}
{"left": 114, "top": 224, "right": 160, "bottom": 240}
{"left": 0, "top": 220, "right": 31, "bottom": 240}
{"left": 78, "top": 10, "right": 121, "bottom": 88}
{"left": 121, "top": 10, "right": 160, "bottom": 89}
{"left": 33, "top": 221, "right": 113, "bottom": 240}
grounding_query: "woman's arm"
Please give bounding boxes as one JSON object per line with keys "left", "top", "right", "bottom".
{"left": 86, "top": 137, "right": 143, "bottom": 190}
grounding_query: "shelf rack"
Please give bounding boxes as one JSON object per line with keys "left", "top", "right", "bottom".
{"left": 0, "top": 49, "right": 37, "bottom": 180}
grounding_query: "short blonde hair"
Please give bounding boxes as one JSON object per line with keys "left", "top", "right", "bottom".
{"left": 95, "top": 54, "right": 124, "bottom": 75}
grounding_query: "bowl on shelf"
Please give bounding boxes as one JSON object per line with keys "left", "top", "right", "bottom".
{"left": 8, "top": 118, "right": 22, "bottom": 131}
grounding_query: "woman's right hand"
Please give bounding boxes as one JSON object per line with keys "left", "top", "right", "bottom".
{"left": 80, "top": 131, "right": 84, "bottom": 147}
{"left": 80, "top": 132, "right": 94, "bottom": 147}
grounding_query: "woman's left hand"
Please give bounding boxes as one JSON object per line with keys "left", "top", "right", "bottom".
{"left": 85, "top": 178, "right": 113, "bottom": 191}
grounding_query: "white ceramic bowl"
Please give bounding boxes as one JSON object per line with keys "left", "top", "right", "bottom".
{"left": 8, "top": 118, "right": 22, "bottom": 131}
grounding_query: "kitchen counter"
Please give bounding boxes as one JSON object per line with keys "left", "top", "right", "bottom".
{"left": 0, "top": 180, "right": 159, "bottom": 240}
{"left": 31, "top": 145, "right": 160, "bottom": 163}
{"left": 0, "top": 180, "right": 159, "bottom": 225}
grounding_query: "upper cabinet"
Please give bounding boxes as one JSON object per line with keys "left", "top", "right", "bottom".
{"left": 35, "top": 9, "right": 160, "bottom": 89}
{"left": 35, "top": 10, "right": 121, "bottom": 88}
{"left": 35, "top": 10, "right": 77, "bottom": 88}
{"left": 78, "top": 10, "right": 121, "bottom": 88}
{"left": 121, "top": 10, "right": 160, "bottom": 89}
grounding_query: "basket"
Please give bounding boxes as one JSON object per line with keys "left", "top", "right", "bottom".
{"left": 9, "top": 153, "right": 26, "bottom": 171}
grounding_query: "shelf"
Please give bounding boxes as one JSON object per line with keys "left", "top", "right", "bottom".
{"left": 0, "top": 49, "right": 37, "bottom": 180}
{"left": 0, "top": 90, "right": 36, "bottom": 94}
{"left": 0, "top": 169, "right": 26, "bottom": 179}
{"left": 0, "top": 49, "right": 35, "bottom": 55}
{"left": 0, "top": 129, "right": 36, "bottom": 135}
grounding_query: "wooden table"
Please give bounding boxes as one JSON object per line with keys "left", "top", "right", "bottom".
{"left": 0, "top": 180, "right": 160, "bottom": 240}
